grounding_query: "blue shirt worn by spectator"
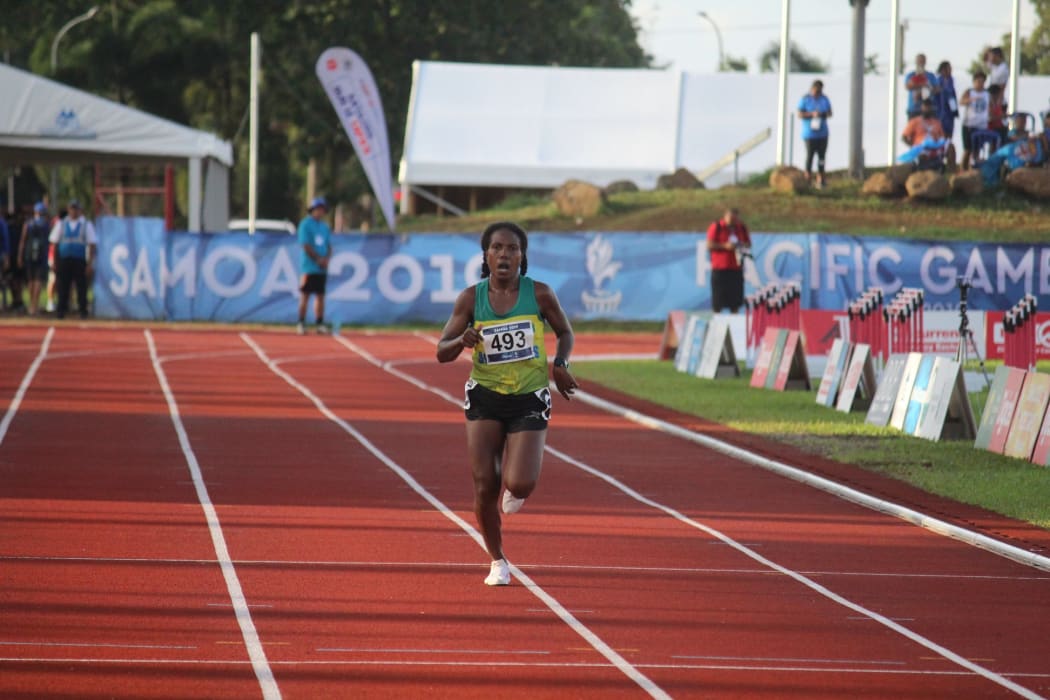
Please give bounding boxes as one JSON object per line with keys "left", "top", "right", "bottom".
{"left": 0, "top": 217, "right": 9, "bottom": 259}
{"left": 934, "top": 75, "right": 958, "bottom": 135}
{"left": 798, "top": 94, "right": 832, "bottom": 140}
{"left": 905, "top": 70, "right": 938, "bottom": 117}
{"left": 50, "top": 218, "right": 96, "bottom": 260}
{"left": 297, "top": 216, "right": 332, "bottom": 275}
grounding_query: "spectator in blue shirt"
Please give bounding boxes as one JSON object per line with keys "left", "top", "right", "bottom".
{"left": 934, "top": 61, "right": 959, "bottom": 141}
{"left": 905, "top": 53, "right": 939, "bottom": 119}
{"left": 798, "top": 80, "right": 833, "bottom": 189}
{"left": 0, "top": 211, "right": 11, "bottom": 309}
{"left": 296, "top": 196, "right": 333, "bottom": 335}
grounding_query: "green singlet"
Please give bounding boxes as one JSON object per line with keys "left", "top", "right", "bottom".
{"left": 470, "top": 276, "right": 548, "bottom": 395}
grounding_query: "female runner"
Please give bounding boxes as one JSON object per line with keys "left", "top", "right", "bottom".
{"left": 437, "top": 221, "right": 578, "bottom": 586}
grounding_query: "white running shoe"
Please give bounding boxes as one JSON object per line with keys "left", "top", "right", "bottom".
{"left": 484, "top": 559, "right": 510, "bottom": 586}
{"left": 296, "top": 322, "right": 305, "bottom": 335}
{"left": 501, "top": 489, "right": 525, "bottom": 515}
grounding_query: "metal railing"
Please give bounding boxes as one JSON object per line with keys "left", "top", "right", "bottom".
{"left": 695, "top": 127, "right": 772, "bottom": 184}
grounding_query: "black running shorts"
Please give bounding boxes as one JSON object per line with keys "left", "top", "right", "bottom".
{"left": 300, "top": 273, "right": 327, "bottom": 294}
{"left": 464, "top": 379, "right": 551, "bottom": 432}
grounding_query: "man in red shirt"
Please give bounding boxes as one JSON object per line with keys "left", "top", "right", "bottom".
{"left": 706, "top": 207, "right": 751, "bottom": 313}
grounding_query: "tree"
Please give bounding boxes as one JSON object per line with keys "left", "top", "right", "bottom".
{"left": 4, "top": 0, "right": 650, "bottom": 222}
{"left": 968, "top": 1, "right": 1050, "bottom": 78}
{"left": 758, "top": 41, "right": 830, "bottom": 73}
{"left": 1020, "top": 0, "right": 1050, "bottom": 74}
{"left": 724, "top": 54, "right": 748, "bottom": 72}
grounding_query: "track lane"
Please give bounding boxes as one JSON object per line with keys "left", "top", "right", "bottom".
{"left": 0, "top": 328, "right": 270, "bottom": 699}
{"left": 149, "top": 329, "right": 663, "bottom": 698}
{"left": 4, "top": 326, "right": 1048, "bottom": 698}
{"left": 334, "top": 330, "right": 1050, "bottom": 698}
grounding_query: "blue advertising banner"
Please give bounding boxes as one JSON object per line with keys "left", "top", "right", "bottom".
{"left": 93, "top": 217, "right": 1050, "bottom": 324}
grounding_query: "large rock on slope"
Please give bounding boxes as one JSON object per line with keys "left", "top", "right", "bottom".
{"left": 552, "top": 179, "right": 606, "bottom": 218}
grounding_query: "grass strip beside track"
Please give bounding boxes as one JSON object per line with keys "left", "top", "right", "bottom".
{"left": 571, "top": 360, "right": 1050, "bottom": 531}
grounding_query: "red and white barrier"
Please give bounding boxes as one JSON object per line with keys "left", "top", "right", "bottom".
{"left": 1004, "top": 295, "right": 1038, "bottom": 371}
{"left": 847, "top": 288, "right": 887, "bottom": 363}
{"left": 884, "top": 288, "right": 925, "bottom": 355}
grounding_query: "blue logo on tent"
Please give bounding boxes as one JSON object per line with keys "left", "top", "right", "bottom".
{"left": 40, "top": 108, "right": 96, "bottom": 139}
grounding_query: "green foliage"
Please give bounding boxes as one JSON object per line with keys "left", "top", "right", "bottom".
{"left": 488, "top": 191, "right": 551, "bottom": 211}
{"left": 2, "top": 1, "right": 648, "bottom": 221}
{"left": 1020, "top": 0, "right": 1050, "bottom": 75}
{"left": 758, "top": 40, "right": 829, "bottom": 73}
{"left": 967, "top": 1, "right": 1050, "bottom": 78}
{"left": 724, "top": 54, "right": 748, "bottom": 73}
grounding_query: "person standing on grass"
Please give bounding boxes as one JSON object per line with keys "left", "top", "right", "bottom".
{"left": 48, "top": 199, "right": 96, "bottom": 320}
{"left": 706, "top": 207, "right": 751, "bottom": 314}
{"left": 436, "top": 221, "right": 578, "bottom": 586}
{"left": 296, "top": 196, "right": 332, "bottom": 335}
{"left": 797, "top": 79, "right": 832, "bottom": 188}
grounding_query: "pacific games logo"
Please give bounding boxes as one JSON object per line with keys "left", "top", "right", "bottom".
{"left": 39, "top": 108, "right": 96, "bottom": 139}
{"left": 581, "top": 234, "right": 622, "bottom": 314}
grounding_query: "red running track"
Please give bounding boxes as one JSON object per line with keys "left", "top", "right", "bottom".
{"left": 1, "top": 324, "right": 1049, "bottom": 699}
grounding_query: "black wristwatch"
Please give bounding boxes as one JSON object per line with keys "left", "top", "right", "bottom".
{"left": 552, "top": 357, "right": 570, "bottom": 369}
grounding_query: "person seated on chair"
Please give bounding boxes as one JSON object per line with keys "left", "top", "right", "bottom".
{"left": 1006, "top": 113, "right": 1030, "bottom": 143}
{"left": 901, "top": 99, "right": 947, "bottom": 171}
{"left": 977, "top": 114, "right": 1050, "bottom": 187}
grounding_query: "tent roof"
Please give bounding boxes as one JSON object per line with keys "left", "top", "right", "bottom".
{"left": 398, "top": 61, "right": 681, "bottom": 190}
{"left": 399, "top": 62, "right": 1050, "bottom": 191}
{"left": 0, "top": 62, "right": 232, "bottom": 166}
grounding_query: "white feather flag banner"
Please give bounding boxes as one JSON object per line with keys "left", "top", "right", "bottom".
{"left": 315, "top": 47, "right": 395, "bottom": 231}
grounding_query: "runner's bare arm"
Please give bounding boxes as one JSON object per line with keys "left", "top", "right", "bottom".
{"left": 436, "top": 286, "right": 479, "bottom": 363}
{"left": 536, "top": 281, "right": 578, "bottom": 399}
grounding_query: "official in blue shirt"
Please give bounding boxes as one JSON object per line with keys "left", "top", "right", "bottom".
{"left": 798, "top": 80, "right": 833, "bottom": 189}
{"left": 296, "top": 196, "right": 333, "bottom": 335}
{"left": 47, "top": 199, "right": 97, "bottom": 319}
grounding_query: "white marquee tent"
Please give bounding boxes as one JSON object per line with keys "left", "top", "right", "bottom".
{"left": 399, "top": 60, "right": 1050, "bottom": 208}
{"left": 0, "top": 62, "right": 232, "bottom": 231}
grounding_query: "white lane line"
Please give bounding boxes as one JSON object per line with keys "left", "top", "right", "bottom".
{"left": 672, "top": 654, "right": 905, "bottom": 665}
{"left": 543, "top": 446, "right": 1045, "bottom": 699}
{"left": 144, "top": 330, "right": 280, "bottom": 700}
{"left": 410, "top": 330, "right": 1050, "bottom": 572}
{"left": 46, "top": 346, "right": 145, "bottom": 360}
{"left": 0, "top": 641, "right": 196, "bottom": 650}
{"left": 2, "top": 656, "right": 1048, "bottom": 679}
{"left": 339, "top": 335, "right": 1046, "bottom": 700}
{"left": 158, "top": 349, "right": 256, "bottom": 364}
{"left": 316, "top": 648, "right": 551, "bottom": 655}
{"left": 239, "top": 332, "right": 671, "bottom": 700}
{"left": 3, "top": 554, "right": 1047, "bottom": 582}
{"left": 0, "top": 326, "right": 54, "bottom": 447}
{"left": 574, "top": 390, "right": 1050, "bottom": 574}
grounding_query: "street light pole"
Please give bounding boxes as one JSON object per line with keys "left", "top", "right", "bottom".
{"left": 51, "top": 5, "right": 100, "bottom": 73}
{"left": 698, "top": 12, "right": 725, "bottom": 72}
{"left": 49, "top": 5, "right": 100, "bottom": 205}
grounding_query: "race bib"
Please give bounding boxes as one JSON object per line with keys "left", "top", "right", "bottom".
{"left": 479, "top": 320, "right": 539, "bottom": 365}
